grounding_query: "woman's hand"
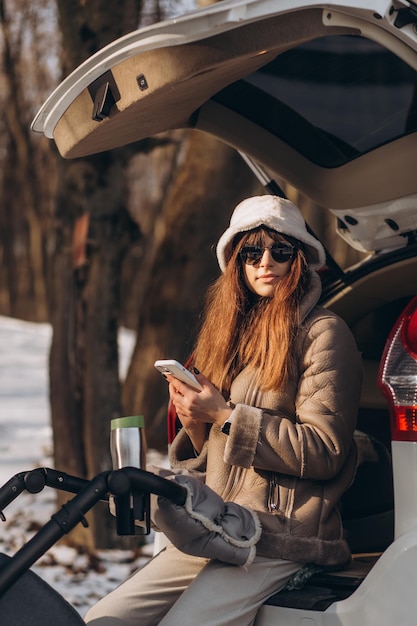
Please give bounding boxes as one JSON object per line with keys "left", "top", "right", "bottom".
{"left": 167, "top": 370, "right": 232, "bottom": 453}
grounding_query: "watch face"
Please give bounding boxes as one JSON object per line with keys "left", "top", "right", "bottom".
{"left": 221, "top": 421, "right": 231, "bottom": 435}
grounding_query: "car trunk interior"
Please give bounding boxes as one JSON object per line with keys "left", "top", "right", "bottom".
{"left": 50, "top": 10, "right": 359, "bottom": 158}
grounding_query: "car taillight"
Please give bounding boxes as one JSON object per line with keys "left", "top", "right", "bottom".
{"left": 378, "top": 295, "right": 417, "bottom": 441}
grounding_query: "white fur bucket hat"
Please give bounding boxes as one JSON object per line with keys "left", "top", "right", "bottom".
{"left": 216, "top": 195, "right": 326, "bottom": 272}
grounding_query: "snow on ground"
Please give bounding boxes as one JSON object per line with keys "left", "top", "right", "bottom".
{"left": 0, "top": 315, "right": 166, "bottom": 617}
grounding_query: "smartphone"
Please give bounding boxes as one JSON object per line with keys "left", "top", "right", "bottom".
{"left": 154, "top": 359, "right": 203, "bottom": 391}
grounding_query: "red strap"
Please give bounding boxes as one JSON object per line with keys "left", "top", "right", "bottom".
{"left": 167, "top": 400, "right": 178, "bottom": 444}
{"left": 167, "top": 355, "right": 194, "bottom": 443}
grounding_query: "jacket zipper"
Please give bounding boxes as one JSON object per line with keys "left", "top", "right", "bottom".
{"left": 268, "top": 472, "right": 279, "bottom": 512}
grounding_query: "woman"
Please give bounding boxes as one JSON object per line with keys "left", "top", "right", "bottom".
{"left": 85, "top": 195, "right": 363, "bottom": 626}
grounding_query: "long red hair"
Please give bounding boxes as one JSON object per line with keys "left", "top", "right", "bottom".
{"left": 192, "top": 227, "right": 309, "bottom": 396}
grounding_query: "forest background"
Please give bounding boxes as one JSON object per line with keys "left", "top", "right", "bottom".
{"left": 0, "top": 0, "right": 359, "bottom": 550}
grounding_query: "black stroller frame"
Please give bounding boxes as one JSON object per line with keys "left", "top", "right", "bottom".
{"left": 0, "top": 466, "right": 187, "bottom": 625}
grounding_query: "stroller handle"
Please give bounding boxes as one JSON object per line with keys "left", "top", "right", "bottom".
{"left": 0, "top": 466, "right": 187, "bottom": 596}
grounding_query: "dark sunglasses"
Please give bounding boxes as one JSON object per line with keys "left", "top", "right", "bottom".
{"left": 240, "top": 243, "right": 295, "bottom": 266}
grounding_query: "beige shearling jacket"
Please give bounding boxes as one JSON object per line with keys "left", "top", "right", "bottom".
{"left": 169, "top": 274, "right": 363, "bottom": 567}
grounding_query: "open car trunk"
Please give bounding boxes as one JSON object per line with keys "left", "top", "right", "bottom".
{"left": 32, "top": 1, "right": 417, "bottom": 620}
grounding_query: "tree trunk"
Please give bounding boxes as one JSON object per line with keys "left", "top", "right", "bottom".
{"left": 0, "top": 0, "right": 49, "bottom": 321}
{"left": 50, "top": 1, "right": 143, "bottom": 548}
{"left": 50, "top": 153, "right": 142, "bottom": 548}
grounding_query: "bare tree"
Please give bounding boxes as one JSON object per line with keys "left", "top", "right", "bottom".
{"left": 0, "top": 0, "right": 57, "bottom": 321}
{"left": 49, "top": 0, "right": 144, "bottom": 549}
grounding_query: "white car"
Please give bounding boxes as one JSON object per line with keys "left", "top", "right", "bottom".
{"left": 25, "top": 0, "right": 417, "bottom": 624}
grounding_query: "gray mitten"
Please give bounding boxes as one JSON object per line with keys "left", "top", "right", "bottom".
{"left": 153, "top": 474, "right": 261, "bottom": 567}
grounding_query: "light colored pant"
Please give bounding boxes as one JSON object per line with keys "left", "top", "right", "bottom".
{"left": 84, "top": 543, "right": 301, "bottom": 626}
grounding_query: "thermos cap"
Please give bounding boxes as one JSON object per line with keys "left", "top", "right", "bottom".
{"left": 111, "top": 415, "right": 144, "bottom": 430}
